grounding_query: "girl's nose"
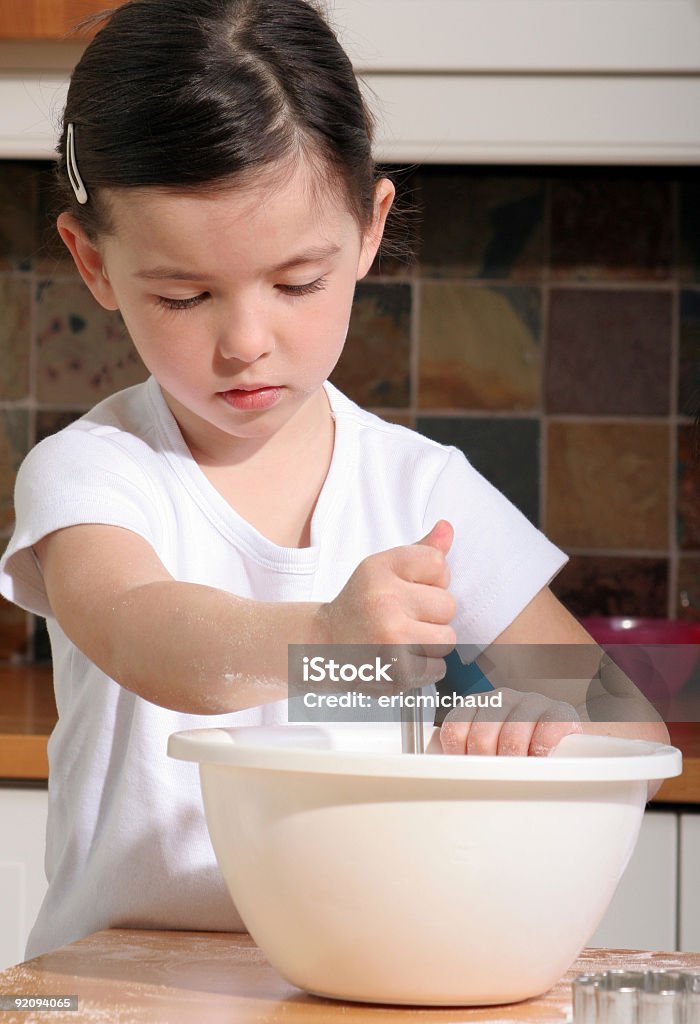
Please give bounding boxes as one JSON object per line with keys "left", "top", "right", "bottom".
{"left": 216, "top": 305, "right": 274, "bottom": 363}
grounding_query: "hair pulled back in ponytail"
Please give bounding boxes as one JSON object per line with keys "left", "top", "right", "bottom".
{"left": 55, "top": 0, "right": 414, "bottom": 266}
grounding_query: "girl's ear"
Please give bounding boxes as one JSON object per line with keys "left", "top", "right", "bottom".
{"left": 56, "top": 213, "right": 119, "bottom": 311}
{"left": 357, "top": 178, "right": 396, "bottom": 280}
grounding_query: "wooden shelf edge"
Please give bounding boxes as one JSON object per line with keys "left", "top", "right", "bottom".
{"left": 0, "top": 733, "right": 48, "bottom": 780}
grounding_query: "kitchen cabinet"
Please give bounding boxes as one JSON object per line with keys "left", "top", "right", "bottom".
{"left": 1, "top": 0, "right": 699, "bottom": 161}
{"left": 0, "top": 1, "right": 107, "bottom": 40}
{"left": 0, "top": 787, "right": 48, "bottom": 972}
{"left": 588, "top": 809, "right": 678, "bottom": 951}
{"left": 680, "top": 814, "right": 700, "bottom": 951}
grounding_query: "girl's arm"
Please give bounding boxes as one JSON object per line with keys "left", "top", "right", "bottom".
{"left": 444, "top": 586, "right": 670, "bottom": 797}
{"left": 478, "top": 586, "right": 670, "bottom": 747}
{"left": 34, "top": 520, "right": 456, "bottom": 715}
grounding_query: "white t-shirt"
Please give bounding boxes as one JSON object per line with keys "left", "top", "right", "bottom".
{"left": 0, "top": 376, "right": 567, "bottom": 957}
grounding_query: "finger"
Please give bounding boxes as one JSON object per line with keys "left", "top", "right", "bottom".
{"left": 390, "top": 544, "right": 451, "bottom": 588}
{"left": 415, "top": 520, "right": 454, "bottom": 557}
{"left": 392, "top": 618, "right": 456, "bottom": 648}
{"left": 455, "top": 687, "right": 524, "bottom": 755}
{"left": 529, "top": 703, "right": 582, "bottom": 757}
{"left": 497, "top": 693, "right": 556, "bottom": 756}
{"left": 362, "top": 653, "right": 448, "bottom": 696}
{"left": 439, "top": 701, "right": 482, "bottom": 754}
{"left": 400, "top": 581, "right": 456, "bottom": 625}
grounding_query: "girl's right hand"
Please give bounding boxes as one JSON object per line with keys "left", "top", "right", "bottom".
{"left": 316, "top": 520, "right": 457, "bottom": 691}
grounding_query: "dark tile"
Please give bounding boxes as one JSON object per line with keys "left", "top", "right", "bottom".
{"left": 679, "top": 289, "right": 700, "bottom": 418}
{"left": 416, "top": 416, "right": 540, "bottom": 524}
{"left": 36, "top": 277, "right": 148, "bottom": 405}
{"left": 0, "top": 276, "right": 31, "bottom": 400}
{"left": 550, "top": 173, "right": 673, "bottom": 281}
{"left": 678, "top": 557, "right": 700, "bottom": 621}
{"left": 0, "top": 598, "right": 29, "bottom": 662}
{"left": 0, "top": 409, "right": 29, "bottom": 532}
{"left": 369, "top": 411, "right": 416, "bottom": 429}
{"left": 679, "top": 178, "right": 700, "bottom": 284}
{"left": 416, "top": 167, "right": 545, "bottom": 280}
{"left": 34, "top": 163, "right": 78, "bottom": 275}
{"left": 547, "top": 421, "right": 670, "bottom": 550}
{"left": 545, "top": 289, "right": 672, "bottom": 415}
{"left": 419, "top": 284, "right": 541, "bottom": 411}
{"left": 0, "top": 161, "right": 42, "bottom": 271}
{"left": 367, "top": 164, "right": 420, "bottom": 279}
{"left": 331, "top": 283, "right": 411, "bottom": 408}
{"left": 550, "top": 555, "right": 669, "bottom": 618}
{"left": 36, "top": 410, "right": 85, "bottom": 442}
{"left": 678, "top": 424, "right": 700, "bottom": 550}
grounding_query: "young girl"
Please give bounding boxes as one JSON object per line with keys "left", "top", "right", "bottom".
{"left": 0, "top": 0, "right": 667, "bottom": 959}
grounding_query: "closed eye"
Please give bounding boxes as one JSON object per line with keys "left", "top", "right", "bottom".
{"left": 156, "top": 276, "right": 328, "bottom": 311}
{"left": 277, "top": 277, "right": 328, "bottom": 298}
{"left": 157, "top": 293, "right": 208, "bottom": 311}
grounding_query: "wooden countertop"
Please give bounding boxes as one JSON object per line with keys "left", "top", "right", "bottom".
{"left": 0, "top": 929, "right": 698, "bottom": 1024}
{"left": 1, "top": 663, "right": 699, "bottom": 803}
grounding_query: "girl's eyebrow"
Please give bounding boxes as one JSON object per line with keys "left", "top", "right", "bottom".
{"left": 133, "top": 243, "right": 342, "bottom": 281}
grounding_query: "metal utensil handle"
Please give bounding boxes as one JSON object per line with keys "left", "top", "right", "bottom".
{"left": 401, "top": 688, "right": 424, "bottom": 754}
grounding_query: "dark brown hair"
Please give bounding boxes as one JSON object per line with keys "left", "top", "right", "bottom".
{"left": 55, "top": 0, "right": 415, "bottom": 266}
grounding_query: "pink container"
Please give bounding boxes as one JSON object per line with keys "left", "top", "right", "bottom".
{"left": 581, "top": 617, "right": 700, "bottom": 701}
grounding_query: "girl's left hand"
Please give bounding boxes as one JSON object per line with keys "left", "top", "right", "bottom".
{"left": 439, "top": 687, "right": 583, "bottom": 757}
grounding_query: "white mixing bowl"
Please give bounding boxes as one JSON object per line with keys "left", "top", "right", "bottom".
{"left": 168, "top": 725, "right": 681, "bottom": 1007}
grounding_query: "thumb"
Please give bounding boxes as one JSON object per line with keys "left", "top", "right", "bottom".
{"left": 416, "top": 519, "right": 454, "bottom": 556}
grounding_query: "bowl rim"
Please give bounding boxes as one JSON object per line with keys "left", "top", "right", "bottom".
{"left": 168, "top": 726, "right": 682, "bottom": 782}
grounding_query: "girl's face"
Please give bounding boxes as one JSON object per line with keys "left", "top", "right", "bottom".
{"left": 58, "top": 161, "right": 394, "bottom": 461}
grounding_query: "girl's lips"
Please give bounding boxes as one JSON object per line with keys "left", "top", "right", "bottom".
{"left": 219, "top": 386, "right": 283, "bottom": 411}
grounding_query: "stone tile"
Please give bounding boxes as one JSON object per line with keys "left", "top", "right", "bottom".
{"left": 678, "top": 557, "right": 700, "bottom": 621}
{"left": 679, "top": 177, "right": 700, "bottom": 284}
{"left": 550, "top": 173, "right": 673, "bottom": 281}
{"left": 678, "top": 424, "right": 700, "bottom": 550}
{"left": 0, "top": 409, "right": 29, "bottom": 532}
{"left": 419, "top": 284, "right": 541, "bottom": 411}
{"left": 0, "top": 161, "right": 42, "bottom": 271}
{"left": 367, "top": 164, "right": 420, "bottom": 279}
{"left": 331, "top": 283, "right": 411, "bottom": 407}
{"left": 0, "top": 276, "right": 31, "bottom": 400}
{"left": 545, "top": 289, "right": 672, "bottom": 415}
{"left": 546, "top": 421, "right": 670, "bottom": 550}
{"left": 36, "top": 278, "right": 148, "bottom": 405}
{"left": 34, "top": 163, "right": 79, "bottom": 275}
{"left": 0, "top": 598, "right": 29, "bottom": 662}
{"left": 679, "top": 289, "right": 700, "bottom": 418}
{"left": 36, "top": 410, "right": 85, "bottom": 443}
{"left": 550, "top": 555, "right": 668, "bottom": 618}
{"left": 416, "top": 416, "right": 540, "bottom": 524}
{"left": 369, "top": 411, "right": 416, "bottom": 429}
{"left": 416, "top": 167, "right": 545, "bottom": 280}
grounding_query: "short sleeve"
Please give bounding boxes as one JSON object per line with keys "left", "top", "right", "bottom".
{"left": 422, "top": 447, "right": 568, "bottom": 653}
{"left": 0, "top": 429, "right": 162, "bottom": 617}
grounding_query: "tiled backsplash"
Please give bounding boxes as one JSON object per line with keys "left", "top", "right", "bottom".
{"left": 1, "top": 162, "right": 699, "bottom": 661}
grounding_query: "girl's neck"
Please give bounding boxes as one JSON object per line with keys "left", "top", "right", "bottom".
{"left": 169, "top": 385, "right": 336, "bottom": 548}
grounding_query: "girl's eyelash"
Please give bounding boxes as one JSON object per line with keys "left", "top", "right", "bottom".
{"left": 157, "top": 293, "right": 208, "bottom": 311}
{"left": 156, "top": 277, "right": 328, "bottom": 311}
{"left": 278, "top": 276, "right": 328, "bottom": 297}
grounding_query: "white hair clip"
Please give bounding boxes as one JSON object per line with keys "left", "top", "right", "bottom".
{"left": 66, "top": 122, "right": 89, "bottom": 205}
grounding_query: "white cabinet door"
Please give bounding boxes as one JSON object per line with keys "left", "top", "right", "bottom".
{"left": 680, "top": 814, "right": 700, "bottom": 952}
{"left": 588, "top": 810, "right": 677, "bottom": 951}
{"left": 0, "top": 787, "right": 48, "bottom": 972}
